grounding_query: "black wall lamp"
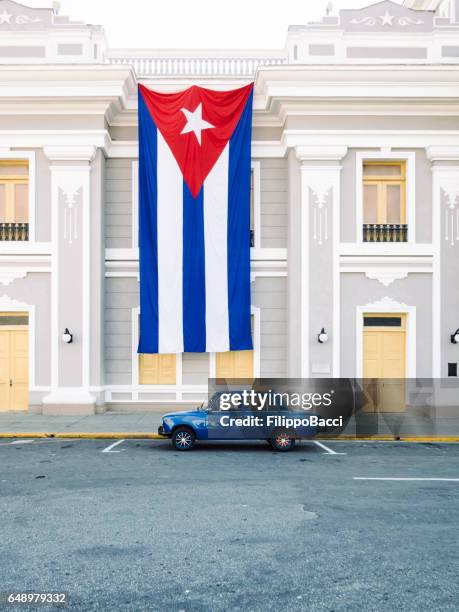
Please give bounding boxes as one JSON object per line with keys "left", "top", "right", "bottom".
{"left": 62, "top": 328, "right": 73, "bottom": 344}
{"left": 318, "top": 328, "right": 329, "bottom": 343}
{"left": 451, "top": 329, "right": 459, "bottom": 344}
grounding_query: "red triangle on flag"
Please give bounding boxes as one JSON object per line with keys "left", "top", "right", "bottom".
{"left": 139, "top": 83, "right": 253, "bottom": 198}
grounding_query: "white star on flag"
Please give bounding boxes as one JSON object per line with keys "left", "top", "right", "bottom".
{"left": 180, "top": 103, "right": 215, "bottom": 145}
{"left": 0, "top": 10, "right": 12, "bottom": 24}
{"left": 380, "top": 11, "right": 394, "bottom": 26}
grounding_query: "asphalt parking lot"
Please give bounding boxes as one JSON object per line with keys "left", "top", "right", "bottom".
{"left": 0, "top": 439, "right": 458, "bottom": 612}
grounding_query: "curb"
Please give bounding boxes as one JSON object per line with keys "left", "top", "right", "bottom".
{"left": 0, "top": 432, "right": 166, "bottom": 439}
{"left": 0, "top": 433, "right": 458, "bottom": 442}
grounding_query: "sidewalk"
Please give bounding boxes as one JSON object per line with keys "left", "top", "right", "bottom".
{"left": 0, "top": 410, "right": 457, "bottom": 440}
{"left": 0, "top": 411, "right": 164, "bottom": 436}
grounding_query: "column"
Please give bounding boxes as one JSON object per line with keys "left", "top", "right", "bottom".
{"left": 288, "top": 146, "right": 347, "bottom": 378}
{"left": 42, "top": 146, "right": 98, "bottom": 414}
{"left": 428, "top": 146, "right": 459, "bottom": 380}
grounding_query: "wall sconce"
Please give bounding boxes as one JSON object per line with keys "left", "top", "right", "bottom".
{"left": 62, "top": 328, "right": 73, "bottom": 344}
{"left": 318, "top": 328, "right": 328, "bottom": 343}
{"left": 451, "top": 329, "right": 459, "bottom": 344}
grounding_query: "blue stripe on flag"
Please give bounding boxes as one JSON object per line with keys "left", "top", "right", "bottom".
{"left": 183, "top": 182, "right": 206, "bottom": 352}
{"left": 137, "top": 90, "right": 159, "bottom": 353}
{"left": 227, "top": 90, "right": 254, "bottom": 351}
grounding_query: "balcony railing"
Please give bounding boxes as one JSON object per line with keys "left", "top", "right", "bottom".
{"left": 363, "top": 224, "right": 408, "bottom": 243}
{"left": 107, "top": 55, "right": 286, "bottom": 77}
{"left": 0, "top": 222, "right": 29, "bottom": 241}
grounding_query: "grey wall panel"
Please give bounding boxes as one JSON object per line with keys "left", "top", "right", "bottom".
{"left": 347, "top": 47, "right": 427, "bottom": 59}
{"left": 412, "top": 149, "right": 432, "bottom": 243}
{"left": 183, "top": 353, "right": 209, "bottom": 385}
{"left": 259, "top": 158, "right": 288, "bottom": 248}
{"left": 252, "top": 277, "right": 287, "bottom": 377}
{"left": 34, "top": 148, "right": 51, "bottom": 242}
{"left": 340, "top": 274, "right": 433, "bottom": 378}
{"left": 105, "top": 159, "right": 134, "bottom": 249}
{"left": 340, "top": 149, "right": 357, "bottom": 243}
{"left": 440, "top": 190, "right": 459, "bottom": 376}
{"left": 57, "top": 44, "right": 83, "bottom": 56}
{"left": 287, "top": 150, "right": 302, "bottom": 376}
{"left": 309, "top": 44, "right": 335, "bottom": 56}
{"left": 0, "top": 46, "right": 45, "bottom": 57}
{"left": 442, "top": 46, "right": 459, "bottom": 57}
{"left": 105, "top": 277, "right": 138, "bottom": 385}
{"left": 90, "top": 151, "right": 105, "bottom": 387}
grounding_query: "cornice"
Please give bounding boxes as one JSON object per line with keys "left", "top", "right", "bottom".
{"left": 295, "top": 145, "right": 348, "bottom": 162}
{"left": 426, "top": 146, "right": 459, "bottom": 162}
{"left": 44, "top": 145, "right": 97, "bottom": 162}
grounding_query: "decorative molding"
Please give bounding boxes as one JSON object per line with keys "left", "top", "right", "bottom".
{"left": 311, "top": 182, "right": 331, "bottom": 246}
{"left": 364, "top": 269, "right": 408, "bottom": 287}
{"left": 348, "top": 13, "right": 424, "bottom": 27}
{"left": 0, "top": 269, "right": 27, "bottom": 286}
{"left": 350, "top": 16, "right": 377, "bottom": 26}
{"left": 398, "top": 17, "right": 424, "bottom": 26}
{"left": 16, "top": 15, "right": 41, "bottom": 25}
{"left": 441, "top": 177, "right": 459, "bottom": 246}
{"left": 361, "top": 296, "right": 409, "bottom": 310}
{"left": 61, "top": 184, "right": 82, "bottom": 245}
{"left": 0, "top": 294, "right": 29, "bottom": 308}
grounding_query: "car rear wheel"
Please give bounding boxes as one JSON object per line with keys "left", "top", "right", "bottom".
{"left": 270, "top": 430, "right": 295, "bottom": 452}
{"left": 171, "top": 427, "right": 196, "bottom": 451}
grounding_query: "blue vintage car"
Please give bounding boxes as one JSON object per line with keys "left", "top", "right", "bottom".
{"left": 158, "top": 391, "right": 320, "bottom": 452}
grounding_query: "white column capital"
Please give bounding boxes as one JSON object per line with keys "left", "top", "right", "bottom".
{"left": 426, "top": 146, "right": 459, "bottom": 163}
{"left": 295, "top": 145, "right": 348, "bottom": 164}
{"left": 44, "top": 145, "right": 97, "bottom": 163}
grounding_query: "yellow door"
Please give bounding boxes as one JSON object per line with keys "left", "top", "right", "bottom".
{"left": 216, "top": 349, "right": 254, "bottom": 379}
{"left": 139, "top": 353, "right": 176, "bottom": 385}
{"left": 216, "top": 316, "right": 254, "bottom": 380}
{"left": 0, "top": 326, "right": 28, "bottom": 411}
{"left": 363, "top": 314, "right": 406, "bottom": 413}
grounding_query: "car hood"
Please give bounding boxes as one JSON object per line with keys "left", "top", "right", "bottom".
{"left": 162, "top": 409, "right": 204, "bottom": 419}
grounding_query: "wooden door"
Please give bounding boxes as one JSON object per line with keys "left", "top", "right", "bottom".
{"left": 0, "top": 326, "right": 28, "bottom": 411}
{"left": 216, "top": 316, "right": 254, "bottom": 379}
{"left": 139, "top": 353, "right": 176, "bottom": 385}
{"left": 363, "top": 314, "right": 406, "bottom": 413}
{"left": 216, "top": 349, "right": 254, "bottom": 379}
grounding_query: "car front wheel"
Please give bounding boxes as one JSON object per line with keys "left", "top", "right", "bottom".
{"left": 270, "top": 430, "right": 295, "bottom": 452}
{"left": 172, "top": 427, "right": 196, "bottom": 451}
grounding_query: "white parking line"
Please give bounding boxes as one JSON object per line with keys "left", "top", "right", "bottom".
{"left": 0, "top": 439, "right": 36, "bottom": 446}
{"left": 101, "top": 439, "right": 126, "bottom": 453}
{"left": 313, "top": 440, "right": 346, "bottom": 455}
{"left": 354, "top": 477, "right": 459, "bottom": 482}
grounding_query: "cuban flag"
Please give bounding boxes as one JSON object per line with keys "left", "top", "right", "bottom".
{"left": 138, "top": 83, "right": 254, "bottom": 354}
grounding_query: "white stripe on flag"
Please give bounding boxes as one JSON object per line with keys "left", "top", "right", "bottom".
{"left": 157, "top": 131, "right": 183, "bottom": 353}
{"left": 204, "top": 144, "right": 230, "bottom": 352}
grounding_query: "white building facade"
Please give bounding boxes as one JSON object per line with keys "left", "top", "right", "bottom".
{"left": 0, "top": 0, "right": 458, "bottom": 414}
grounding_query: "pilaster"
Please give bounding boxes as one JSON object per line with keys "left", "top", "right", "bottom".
{"left": 427, "top": 146, "right": 459, "bottom": 381}
{"left": 42, "top": 145, "right": 98, "bottom": 415}
{"left": 289, "top": 145, "right": 347, "bottom": 378}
